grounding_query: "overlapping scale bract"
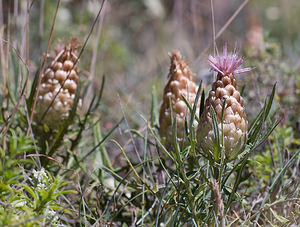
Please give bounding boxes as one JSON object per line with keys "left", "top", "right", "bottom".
{"left": 35, "top": 38, "right": 81, "bottom": 129}
{"left": 197, "top": 46, "right": 250, "bottom": 157}
{"left": 159, "top": 50, "right": 199, "bottom": 147}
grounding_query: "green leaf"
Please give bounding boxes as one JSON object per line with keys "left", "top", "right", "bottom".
{"left": 22, "top": 185, "right": 38, "bottom": 208}
{"left": 189, "top": 81, "right": 202, "bottom": 129}
{"left": 148, "top": 125, "right": 176, "bottom": 163}
{"left": 0, "top": 183, "right": 12, "bottom": 192}
{"left": 199, "top": 90, "right": 205, "bottom": 118}
{"left": 264, "top": 83, "right": 276, "bottom": 122}
{"left": 155, "top": 176, "right": 172, "bottom": 227}
{"left": 182, "top": 95, "right": 200, "bottom": 123}
{"left": 151, "top": 85, "right": 159, "bottom": 127}
{"left": 93, "top": 123, "right": 112, "bottom": 170}
{"left": 251, "top": 119, "right": 281, "bottom": 151}
{"left": 270, "top": 208, "right": 289, "bottom": 223}
{"left": 92, "top": 75, "right": 106, "bottom": 111}
{"left": 248, "top": 83, "right": 276, "bottom": 144}
{"left": 210, "top": 107, "right": 220, "bottom": 161}
{"left": 27, "top": 69, "right": 41, "bottom": 112}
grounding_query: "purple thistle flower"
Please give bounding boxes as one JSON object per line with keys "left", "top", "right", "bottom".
{"left": 208, "top": 45, "right": 252, "bottom": 75}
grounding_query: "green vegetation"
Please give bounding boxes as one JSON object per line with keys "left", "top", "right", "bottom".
{"left": 0, "top": 1, "right": 299, "bottom": 226}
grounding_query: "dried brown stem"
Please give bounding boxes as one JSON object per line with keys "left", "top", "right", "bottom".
{"left": 87, "top": 0, "right": 107, "bottom": 106}
{"left": 39, "top": 0, "right": 44, "bottom": 39}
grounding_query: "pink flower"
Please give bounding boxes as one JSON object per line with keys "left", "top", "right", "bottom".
{"left": 208, "top": 45, "right": 252, "bottom": 75}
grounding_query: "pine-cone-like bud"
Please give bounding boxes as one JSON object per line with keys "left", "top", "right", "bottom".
{"left": 197, "top": 45, "right": 252, "bottom": 157}
{"left": 159, "top": 50, "right": 200, "bottom": 147}
{"left": 35, "top": 37, "right": 81, "bottom": 129}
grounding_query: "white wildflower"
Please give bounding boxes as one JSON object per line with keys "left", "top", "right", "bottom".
{"left": 32, "top": 168, "right": 49, "bottom": 190}
{"left": 12, "top": 200, "right": 27, "bottom": 208}
{"left": 45, "top": 207, "right": 59, "bottom": 224}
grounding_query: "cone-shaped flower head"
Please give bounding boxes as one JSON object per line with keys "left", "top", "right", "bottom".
{"left": 159, "top": 50, "right": 200, "bottom": 147}
{"left": 35, "top": 37, "right": 81, "bottom": 129}
{"left": 197, "top": 45, "right": 252, "bottom": 157}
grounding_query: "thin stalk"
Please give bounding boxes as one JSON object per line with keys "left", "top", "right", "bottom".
{"left": 87, "top": 0, "right": 107, "bottom": 104}
{"left": 210, "top": 0, "right": 216, "bottom": 57}
{"left": 193, "top": 0, "right": 249, "bottom": 65}
{"left": 39, "top": 0, "right": 44, "bottom": 39}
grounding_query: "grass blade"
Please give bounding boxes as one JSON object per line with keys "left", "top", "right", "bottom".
{"left": 189, "top": 81, "right": 202, "bottom": 129}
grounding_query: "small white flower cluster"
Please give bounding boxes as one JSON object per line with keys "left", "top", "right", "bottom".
{"left": 12, "top": 200, "right": 27, "bottom": 208}
{"left": 32, "top": 168, "right": 49, "bottom": 190}
{"left": 46, "top": 207, "right": 59, "bottom": 223}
